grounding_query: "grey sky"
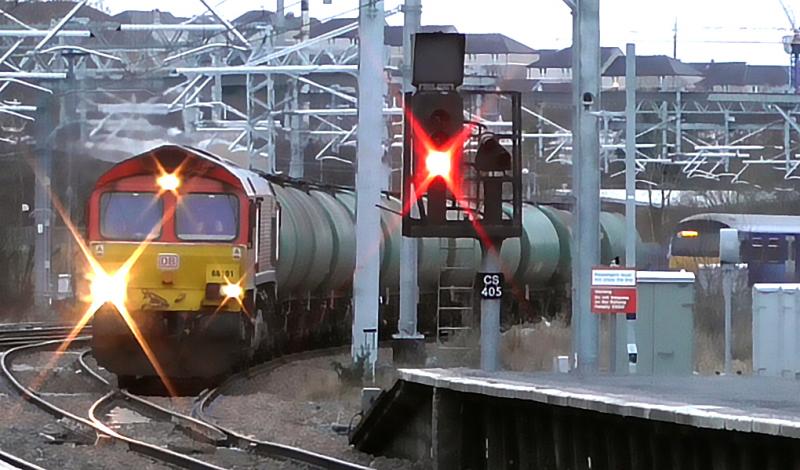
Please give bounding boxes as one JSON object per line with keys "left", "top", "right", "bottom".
{"left": 99, "top": 0, "right": 799, "bottom": 65}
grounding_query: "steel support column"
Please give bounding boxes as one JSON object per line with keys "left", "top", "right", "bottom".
{"left": 289, "top": 79, "right": 303, "bottom": 178}
{"left": 33, "top": 91, "right": 54, "bottom": 307}
{"left": 352, "top": 0, "right": 385, "bottom": 375}
{"left": 571, "top": 0, "right": 601, "bottom": 372}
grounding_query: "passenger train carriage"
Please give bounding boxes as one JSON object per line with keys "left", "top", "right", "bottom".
{"left": 88, "top": 145, "right": 277, "bottom": 381}
{"left": 669, "top": 213, "right": 800, "bottom": 284}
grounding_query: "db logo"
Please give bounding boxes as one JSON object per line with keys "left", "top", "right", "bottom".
{"left": 157, "top": 253, "right": 180, "bottom": 271}
{"left": 479, "top": 272, "right": 504, "bottom": 299}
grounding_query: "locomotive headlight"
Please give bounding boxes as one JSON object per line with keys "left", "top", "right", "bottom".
{"left": 89, "top": 270, "right": 127, "bottom": 305}
{"left": 156, "top": 173, "right": 181, "bottom": 192}
{"left": 220, "top": 282, "right": 243, "bottom": 299}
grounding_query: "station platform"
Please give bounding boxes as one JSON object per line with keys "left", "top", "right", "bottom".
{"left": 401, "top": 368, "right": 800, "bottom": 438}
{"left": 352, "top": 368, "right": 800, "bottom": 470}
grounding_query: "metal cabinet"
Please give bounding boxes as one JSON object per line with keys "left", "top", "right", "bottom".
{"left": 615, "top": 271, "right": 696, "bottom": 375}
{"left": 752, "top": 284, "right": 800, "bottom": 378}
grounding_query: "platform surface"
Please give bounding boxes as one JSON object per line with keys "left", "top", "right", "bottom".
{"left": 398, "top": 368, "right": 800, "bottom": 438}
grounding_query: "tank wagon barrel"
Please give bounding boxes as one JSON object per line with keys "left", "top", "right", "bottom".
{"left": 270, "top": 180, "right": 637, "bottom": 296}
{"left": 83, "top": 145, "right": 641, "bottom": 383}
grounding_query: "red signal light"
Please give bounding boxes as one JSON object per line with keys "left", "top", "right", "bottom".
{"left": 425, "top": 149, "right": 452, "bottom": 179}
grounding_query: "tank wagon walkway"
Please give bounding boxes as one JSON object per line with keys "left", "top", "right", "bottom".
{"left": 352, "top": 368, "right": 800, "bottom": 469}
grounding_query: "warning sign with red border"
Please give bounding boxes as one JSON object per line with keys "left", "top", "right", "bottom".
{"left": 591, "top": 267, "right": 637, "bottom": 314}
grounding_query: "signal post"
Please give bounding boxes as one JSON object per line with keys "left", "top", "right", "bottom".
{"left": 402, "top": 33, "right": 521, "bottom": 371}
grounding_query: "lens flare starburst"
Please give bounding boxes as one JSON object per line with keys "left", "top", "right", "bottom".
{"left": 29, "top": 187, "right": 179, "bottom": 397}
{"left": 213, "top": 277, "right": 248, "bottom": 316}
{"left": 156, "top": 173, "right": 181, "bottom": 192}
{"left": 154, "top": 158, "right": 187, "bottom": 196}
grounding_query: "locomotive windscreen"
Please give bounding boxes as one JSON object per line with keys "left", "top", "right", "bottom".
{"left": 670, "top": 220, "right": 725, "bottom": 257}
{"left": 176, "top": 193, "right": 238, "bottom": 241}
{"left": 100, "top": 192, "right": 163, "bottom": 240}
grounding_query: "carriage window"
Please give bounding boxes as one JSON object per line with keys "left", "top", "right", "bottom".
{"left": 176, "top": 194, "right": 239, "bottom": 241}
{"left": 100, "top": 192, "right": 162, "bottom": 241}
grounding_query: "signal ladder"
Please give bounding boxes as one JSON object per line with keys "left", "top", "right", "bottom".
{"left": 436, "top": 238, "right": 478, "bottom": 352}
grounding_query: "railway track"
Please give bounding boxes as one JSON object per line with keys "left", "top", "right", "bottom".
{"left": 0, "top": 449, "right": 46, "bottom": 470}
{"left": 2, "top": 338, "right": 230, "bottom": 470}
{"left": 0, "top": 324, "right": 92, "bottom": 349}
{"left": 79, "top": 348, "right": 370, "bottom": 470}
{"left": 1, "top": 324, "right": 372, "bottom": 470}
{"left": 192, "top": 347, "right": 367, "bottom": 470}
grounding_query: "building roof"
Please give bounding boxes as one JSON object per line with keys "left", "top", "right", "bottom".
{"left": 384, "top": 24, "right": 458, "bottom": 47}
{"left": 306, "top": 17, "right": 353, "bottom": 38}
{"left": 309, "top": 20, "right": 532, "bottom": 54}
{"left": 309, "top": 18, "right": 457, "bottom": 46}
{"left": 747, "top": 65, "right": 790, "bottom": 86}
{"left": 113, "top": 10, "right": 186, "bottom": 24}
{"left": 464, "top": 33, "right": 535, "bottom": 54}
{"left": 692, "top": 62, "right": 789, "bottom": 88}
{"left": 529, "top": 47, "right": 622, "bottom": 69}
{"left": 0, "top": 1, "right": 113, "bottom": 25}
{"left": 603, "top": 55, "right": 702, "bottom": 77}
{"left": 233, "top": 10, "right": 275, "bottom": 27}
{"left": 690, "top": 62, "right": 748, "bottom": 86}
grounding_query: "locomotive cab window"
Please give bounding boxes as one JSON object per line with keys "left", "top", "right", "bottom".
{"left": 176, "top": 193, "right": 239, "bottom": 241}
{"left": 100, "top": 192, "right": 162, "bottom": 241}
{"left": 670, "top": 220, "right": 725, "bottom": 257}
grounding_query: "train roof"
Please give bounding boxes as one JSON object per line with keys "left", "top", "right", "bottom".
{"left": 94, "top": 144, "right": 272, "bottom": 198}
{"left": 679, "top": 213, "right": 800, "bottom": 233}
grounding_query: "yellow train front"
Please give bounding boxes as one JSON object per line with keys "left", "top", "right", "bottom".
{"left": 86, "top": 145, "right": 277, "bottom": 381}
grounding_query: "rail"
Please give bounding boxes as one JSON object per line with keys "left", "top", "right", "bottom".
{"left": 1, "top": 338, "right": 226, "bottom": 470}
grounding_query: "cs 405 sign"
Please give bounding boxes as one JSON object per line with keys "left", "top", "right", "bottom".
{"left": 479, "top": 272, "right": 504, "bottom": 299}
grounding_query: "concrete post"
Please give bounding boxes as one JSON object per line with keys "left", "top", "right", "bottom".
{"left": 289, "top": 80, "right": 303, "bottom": 178}
{"left": 722, "top": 265, "right": 733, "bottom": 374}
{"left": 624, "top": 43, "right": 638, "bottom": 374}
{"left": 275, "top": 0, "right": 285, "bottom": 30}
{"left": 352, "top": 0, "right": 385, "bottom": 376}
{"left": 211, "top": 51, "right": 222, "bottom": 122}
{"left": 394, "top": 0, "right": 424, "bottom": 363}
{"left": 571, "top": 0, "right": 601, "bottom": 372}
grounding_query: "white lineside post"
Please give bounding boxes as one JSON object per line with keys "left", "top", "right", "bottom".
{"left": 301, "top": 0, "right": 310, "bottom": 41}
{"left": 624, "top": 43, "right": 638, "bottom": 374}
{"left": 571, "top": 0, "right": 601, "bottom": 373}
{"left": 480, "top": 240, "right": 503, "bottom": 371}
{"left": 719, "top": 228, "right": 739, "bottom": 375}
{"left": 395, "top": 0, "right": 423, "bottom": 348}
{"left": 352, "top": 0, "right": 385, "bottom": 377}
{"left": 723, "top": 264, "right": 733, "bottom": 374}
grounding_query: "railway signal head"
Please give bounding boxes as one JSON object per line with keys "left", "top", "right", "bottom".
{"left": 402, "top": 31, "right": 522, "bottom": 239}
{"left": 475, "top": 135, "right": 511, "bottom": 172}
{"left": 408, "top": 90, "right": 465, "bottom": 225}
